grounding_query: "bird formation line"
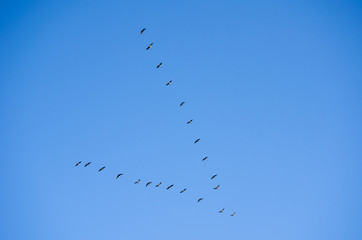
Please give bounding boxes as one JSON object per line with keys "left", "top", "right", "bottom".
{"left": 74, "top": 27, "right": 237, "bottom": 217}
{"left": 140, "top": 27, "right": 235, "bottom": 215}
{"left": 76, "top": 161, "right": 234, "bottom": 215}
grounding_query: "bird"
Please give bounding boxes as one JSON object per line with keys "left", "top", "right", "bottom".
{"left": 180, "top": 188, "right": 186, "bottom": 193}
{"left": 165, "top": 80, "right": 172, "bottom": 86}
{"left": 186, "top": 119, "right": 193, "bottom": 124}
{"left": 75, "top": 161, "right": 82, "bottom": 166}
{"left": 140, "top": 28, "right": 146, "bottom": 34}
{"left": 146, "top": 43, "right": 153, "bottom": 50}
{"left": 166, "top": 184, "right": 174, "bottom": 190}
{"left": 219, "top": 208, "right": 225, "bottom": 213}
{"left": 202, "top": 156, "right": 208, "bottom": 161}
{"left": 197, "top": 198, "right": 203, "bottom": 202}
{"left": 146, "top": 182, "right": 152, "bottom": 187}
{"left": 134, "top": 179, "right": 140, "bottom": 184}
{"left": 155, "top": 182, "right": 162, "bottom": 187}
{"left": 116, "top": 173, "right": 123, "bottom": 179}
{"left": 180, "top": 101, "right": 185, "bottom": 107}
{"left": 98, "top": 166, "right": 105, "bottom": 172}
{"left": 84, "top": 162, "right": 91, "bottom": 167}
{"left": 194, "top": 139, "right": 200, "bottom": 144}
{"left": 211, "top": 174, "right": 217, "bottom": 180}
{"left": 231, "top": 212, "right": 236, "bottom": 217}
{"left": 213, "top": 185, "right": 220, "bottom": 190}
{"left": 156, "top": 62, "right": 162, "bottom": 68}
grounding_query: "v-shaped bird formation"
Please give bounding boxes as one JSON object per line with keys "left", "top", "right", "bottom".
{"left": 74, "top": 27, "right": 237, "bottom": 217}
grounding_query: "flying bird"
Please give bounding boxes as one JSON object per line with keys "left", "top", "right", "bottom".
{"left": 155, "top": 182, "right": 162, "bottom": 187}
{"left": 146, "top": 43, "right": 153, "bottom": 50}
{"left": 197, "top": 198, "right": 203, "bottom": 202}
{"left": 219, "top": 208, "right": 225, "bottom": 213}
{"left": 98, "top": 166, "right": 105, "bottom": 172}
{"left": 180, "top": 188, "right": 186, "bottom": 193}
{"left": 194, "top": 139, "right": 200, "bottom": 144}
{"left": 202, "top": 156, "right": 208, "bottom": 161}
{"left": 84, "top": 162, "right": 91, "bottom": 167}
{"left": 156, "top": 62, "right": 162, "bottom": 68}
{"left": 187, "top": 119, "right": 193, "bottom": 124}
{"left": 165, "top": 80, "right": 172, "bottom": 86}
{"left": 180, "top": 102, "right": 185, "bottom": 107}
{"left": 140, "top": 28, "right": 146, "bottom": 34}
{"left": 231, "top": 212, "right": 236, "bottom": 217}
{"left": 211, "top": 174, "right": 217, "bottom": 180}
{"left": 75, "top": 161, "right": 82, "bottom": 166}
{"left": 134, "top": 179, "right": 140, "bottom": 184}
{"left": 116, "top": 173, "right": 123, "bottom": 179}
{"left": 213, "top": 185, "right": 220, "bottom": 190}
{"left": 146, "top": 182, "right": 152, "bottom": 187}
{"left": 166, "top": 184, "right": 174, "bottom": 190}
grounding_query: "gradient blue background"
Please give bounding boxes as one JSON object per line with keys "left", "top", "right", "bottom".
{"left": 1, "top": 0, "right": 361, "bottom": 239}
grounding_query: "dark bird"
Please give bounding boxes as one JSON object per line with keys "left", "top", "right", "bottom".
{"left": 219, "top": 208, "right": 225, "bottom": 213}
{"left": 187, "top": 119, "right": 193, "bottom": 124}
{"left": 156, "top": 62, "right": 162, "bottom": 68}
{"left": 231, "top": 212, "right": 236, "bottom": 217}
{"left": 180, "top": 188, "right": 186, "bottom": 193}
{"left": 98, "top": 166, "right": 105, "bottom": 172}
{"left": 180, "top": 102, "right": 185, "bottom": 107}
{"left": 166, "top": 184, "right": 174, "bottom": 190}
{"left": 155, "top": 182, "right": 162, "bottom": 187}
{"left": 213, "top": 185, "right": 220, "bottom": 190}
{"left": 75, "top": 161, "right": 82, "bottom": 166}
{"left": 197, "top": 198, "right": 203, "bottom": 203}
{"left": 84, "top": 162, "right": 91, "bottom": 167}
{"left": 165, "top": 80, "right": 172, "bottom": 86}
{"left": 194, "top": 139, "right": 200, "bottom": 144}
{"left": 202, "top": 156, "right": 208, "bottom": 161}
{"left": 146, "top": 43, "right": 153, "bottom": 50}
{"left": 116, "top": 173, "right": 123, "bottom": 179}
{"left": 146, "top": 182, "right": 152, "bottom": 187}
{"left": 134, "top": 179, "right": 140, "bottom": 184}
{"left": 211, "top": 174, "right": 217, "bottom": 180}
{"left": 140, "top": 28, "right": 146, "bottom": 34}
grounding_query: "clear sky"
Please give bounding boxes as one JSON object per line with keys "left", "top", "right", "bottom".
{"left": 1, "top": 0, "right": 361, "bottom": 239}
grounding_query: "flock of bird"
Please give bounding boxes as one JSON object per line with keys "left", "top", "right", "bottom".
{"left": 74, "top": 28, "right": 236, "bottom": 217}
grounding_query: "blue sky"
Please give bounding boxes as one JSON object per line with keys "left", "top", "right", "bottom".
{"left": 1, "top": 0, "right": 361, "bottom": 239}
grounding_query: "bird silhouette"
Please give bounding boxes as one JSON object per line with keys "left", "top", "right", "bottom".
{"left": 98, "top": 166, "right": 105, "bottom": 172}
{"left": 180, "top": 188, "right": 186, "bottom": 193}
{"left": 155, "top": 182, "right": 162, "bottom": 187}
{"left": 84, "top": 162, "right": 91, "bottom": 167}
{"left": 197, "top": 198, "right": 203, "bottom": 202}
{"left": 165, "top": 80, "right": 172, "bottom": 86}
{"left": 146, "top": 182, "right": 152, "bottom": 187}
{"left": 140, "top": 28, "right": 146, "bottom": 34}
{"left": 166, "top": 184, "right": 174, "bottom": 190}
{"left": 211, "top": 174, "right": 217, "bottom": 180}
{"left": 156, "top": 62, "right": 163, "bottom": 68}
{"left": 187, "top": 119, "right": 193, "bottom": 124}
{"left": 213, "top": 185, "right": 220, "bottom": 190}
{"left": 219, "top": 208, "right": 225, "bottom": 213}
{"left": 146, "top": 43, "right": 153, "bottom": 50}
{"left": 75, "top": 161, "right": 81, "bottom": 166}
{"left": 134, "top": 179, "right": 140, "bottom": 184}
{"left": 231, "top": 212, "right": 236, "bottom": 216}
{"left": 180, "top": 102, "right": 185, "bottom": 107}
{"left": 202, "top": 156, "right": 208, "bottom": 161}
{"left": 116, "top": 173, "right": 123, "bottom": 179}
{"left": 194, "top": 139, "right": 200, "bottom": 144}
